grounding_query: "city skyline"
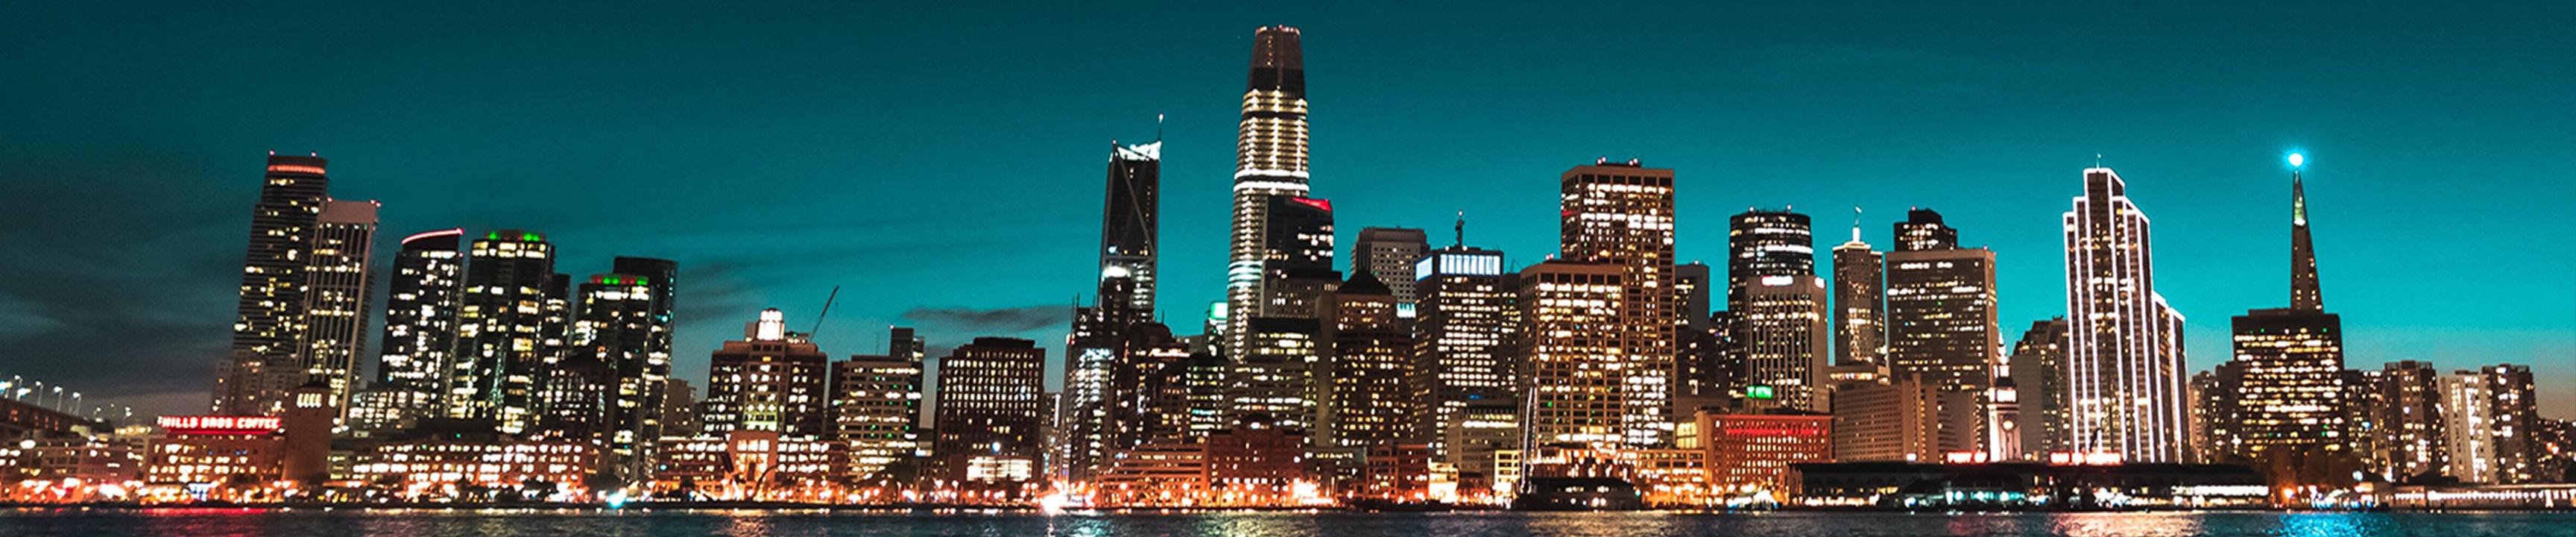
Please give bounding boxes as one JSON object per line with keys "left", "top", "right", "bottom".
{"left": 1, "top": 2, "right": 2571, "bottom": 424}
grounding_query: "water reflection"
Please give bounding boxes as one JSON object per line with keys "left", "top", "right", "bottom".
{"left": 3, "top": 509, "right": 2571, "bottom": 537}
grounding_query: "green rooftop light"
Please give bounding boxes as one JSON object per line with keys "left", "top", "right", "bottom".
{"left": 1747, "top": 385, "right": 1776, "bottom": 400}
{"left": 521, "top": 233, "right": 541, "bottom": 242}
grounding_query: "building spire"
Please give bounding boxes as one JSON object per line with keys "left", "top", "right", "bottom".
{"left": 2288, "top": 154, "right": 2323, "bottom": 312}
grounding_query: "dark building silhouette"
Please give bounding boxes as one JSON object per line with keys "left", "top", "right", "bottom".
{"left": 931, "top": 337, "right": 1046, "bottom": 486}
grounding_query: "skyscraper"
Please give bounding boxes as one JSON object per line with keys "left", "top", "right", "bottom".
{"left": 1225, "top": 194, "right": 1336, "bottom": 433}
{"left": 303, "top": 200, "right": 378, "bottom": 423}
{"left": 1829, "top": 225, "right": 1884, "bottom": 370}
{"left": 1322, "top": 271, "right": 1413, "bottom": 451}
{"left": 1102, "top": 139, "right": 1161, "bottom": 314}
{"left": 352, "top": 228, "right": 465, "bottom": 436}
{"left": 1409, "top": 245, "right": 1514, "bottom": 457}
{"left": 2061, "top": 166, "right": 2187, "bottom": 462}
{"left": 929, "top": 337, "right": 1047, "bottom": 486}
{"left": 831, "top": 327, "right": 926, "bottom": 482}
{"left": 1882, "top": 210, "right": 2000, "bottom": 455}
{"left": 213, "top": 153, "right": 345, "bottom": 418}
{"left": 447, "top": 230, "right": 558, "bottom": 434}
{"left": 1518, "top": 260, "right": 1627, "bottom": 449}
{"left": 1742, "top": 275, "right": 1831, "bottom": 412}
{"left": 1560, "top": 160, "right": 1678, "bottom": 447}
{"left": 2375, "top": 360, "right": 2447, "bottom": 481}
{"left": 2223, "top": 157, "right": 2349, "bottom": 468}
{"left": 1225, "top": 25, "right": 1317, "bottom": 357}
{"left": 701, "top": 309, "right": 831, "bottom": 437}
{"left": 2007, "top": 318, "right": 2071, "bottom": 456}
{"left": 564, "top": 268, "right": 672, "bottom": 480}
{"left": 1352, "top": 227, "right": 1430, "bottom": 312}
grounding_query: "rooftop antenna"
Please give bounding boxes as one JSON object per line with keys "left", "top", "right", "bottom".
{"left": 808, "top": 286, "right": 841, "bottom": 338}
{"left": 1454, "top": 210, "right": 1466, "bottom": 248}
{"left": 1155, "top": 113, "right": 1165, "bottom": 142}
{"left": 2094, "top": 154, "right": 2103, "bottom": 168}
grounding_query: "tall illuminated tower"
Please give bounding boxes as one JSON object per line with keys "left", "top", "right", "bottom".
{"left": 1559, "top": 160, "right": 1678, "bottom": 447}
{"left": 350, "top": 228, "right": 464, "bottom": 435}
{"left": 1883, "top": 209, "right": 2001, "bottom": 454}
{"left": 303, "top": 199, "right": 379, "bottom": 422}
{"left": 2062, "top": 166, "right": 2187, "bottom": 462}
{"left": 1102, "top": 139, "right": 1162, "bottom": 313}
{"left": 1411, "top": 245, "right": 1512, "bottom": 456}
{"left": 448, "top": 229, "right": 558, "bottom": 434}
{"left": 215, "top": 154, "right": 333, "bottom": 415}
{"left": 1829, "top": 222, "right": 1884, "bottom": 371}
{"left": 1225, "top": 25, "right": 1316, "bottom": 357}
{"left": 2224, "top": 154, "right": 2347, "bottom": 465}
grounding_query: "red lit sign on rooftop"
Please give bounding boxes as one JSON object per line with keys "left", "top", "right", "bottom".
{"left": 157, "top": 415, "right": 282, "bottom": 435}
{"left": 1290, "top": 197, "right": 1333, "bottom": 212}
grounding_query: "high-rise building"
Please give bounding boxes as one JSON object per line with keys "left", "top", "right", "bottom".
{"left": 303, "top": 201, "right": 378, "bottom": 423}
{"left": 1322, "top": 272, "right": 1413, "bottom": 450}
{"left": 2449, "top": 365, "right": 2541, "bottom": 483}
{"left": 1560, "top": 161, "right": 1678, "bottom": 447}
{"left": 929, "top": 338, "right": 1046, "bottom": 486}
{"left": 559, "top": 268, "right": 672, "bottom": 480}
{"left": 831, "top": 327, "right": 926, "bottom": 482}
{"left": 2223, "top": 159, "right": 2350, "bottom": 468}
{"left": 2374, "top": 360, "right": 2446, "bottom": 481}
{"left": 1409, "top": 245, "right": 1513, "bottom": 453}
{"left": 2440, "top": 371, "right": 2498, "bottom": 483}
{"left": 1230, "top": 317, "right": 1323, "bottom": 433}
{"left": 1518, "top": 260, "right": 1627, "bottom": 450}
{"left": 701, "top": 309, "right": 830, "bottom": 437}
{"left": 356, "top": 228, "right": 466, "bottom": 434}
{"left": 1225, "top": 25, "right": 1318, "bottom": 358}
{"left": 2062, "top": 166, "right": 2188, "bottom": 462}
{"left": 1741, "top": 275, "right": 1830, "bottom": 412}
{"left": 1102, "top": 139, "right": 1162, "bottom": 314}
{"left": 447, "top": 230, "right": 559, "bottom": 435}
{"left": 1353, "top": 227, "right": 1430, "bottom": 313}
{"left": 217, "top": 154, "right": 375, "bottom": 417}
{"left": 2007, "top": 318, "right": 2071, "bottom": 457}
{"left": 1882, "top": 213, "right": 2000, "bottom": 455}
{"left": 2226, "top": 310, "right": 2346, "bottom": 459}
{"left": 1829, "top": 227, "right": 1884, "bottom": 370}
{"left": 2191, "top": 362, "right": 2250, "bottom": 462}
{"left": 1726, "top": 210, "right": 1813, "bottom": 318}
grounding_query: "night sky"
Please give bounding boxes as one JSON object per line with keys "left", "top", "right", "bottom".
{"left": 1, "top": 1, "right": 2568, "bottom": 420}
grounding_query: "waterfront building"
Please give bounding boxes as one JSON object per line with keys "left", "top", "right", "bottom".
{"left": 829, "top": 327, "right": 926, "bottom": 482}
{"left": 1742, "top": 275, "right": 1830, "bottom": 412}
{"left": 1691, "top": 409, "right": 1833, "bottom": 498}
{"left": 700, "top": 309, "right": 831, "bottom": 437}
{"left": 2371, "top": 360, "right": 2446, "bottom": 480}
{"left": 1409, "top": 245, "right": 1514, "bottom": 453}
{"left": 1881, "top": 209, "right": 2001, "bottom": 456}
{"left": 2007, "top": 318, "right": 2071, "bottom": 457}
{"left": 928, "top": 338, "right": 1046, "bottom": 489}
{"left": 353, "top": 228, "right": 467, "bottom": 436}
{"left": 447, "top": 230, "right": 559, "bottom": 435}
{"left": 650, "top": 430, "right": 847, "bottom": 502}
{"left": 1830, "top": 375, "right": 1938, "bottom": 463}
{"left": 215, "top": 154, "right": 379, "bottom": 418}
{"left": 2062, "top": 166, "right": 2188, "bottom": 462}
{"left": 1562, "top": 161, "right": 1679, "bottom": 447}
{"left": 351, "top": 438, "right": 599, "bottom": 500}
{"left": 1517, "top": 260, "right": 1628, "bottom": 450}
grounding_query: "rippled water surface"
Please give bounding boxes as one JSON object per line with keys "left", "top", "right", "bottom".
{"left": 1, "top": 510, "right": 2570, "bottom": 537}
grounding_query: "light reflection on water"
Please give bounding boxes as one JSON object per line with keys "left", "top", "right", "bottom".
{"left": 1, "top": 509, "right": 2569, "bottom": 537}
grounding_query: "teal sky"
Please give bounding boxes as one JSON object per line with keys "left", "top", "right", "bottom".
{"left": 1, "top": 1, "right": 2568, "bottom": 419}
